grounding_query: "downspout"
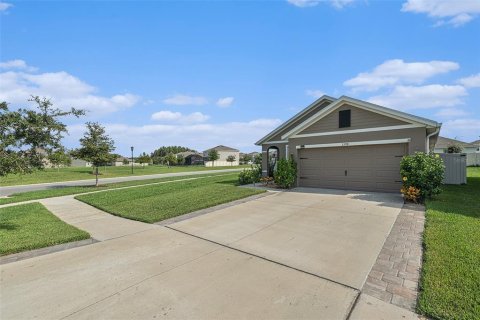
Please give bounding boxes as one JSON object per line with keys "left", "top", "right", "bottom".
{"left": 426, "top": 126, "right": 441, "bottom": 153}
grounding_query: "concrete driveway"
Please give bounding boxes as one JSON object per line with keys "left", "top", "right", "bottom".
{"left": 1, "top": 188, "right": 412, "bottom": 319}
{"left": 170, "top": 188, "right": 404, "bottom": 289}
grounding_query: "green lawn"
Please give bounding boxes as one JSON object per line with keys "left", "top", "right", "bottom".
{"left": 0, "top": 173, "right": 233, "bottom": 205}
{"left": 0, "top": 165, "right": 246, "bottom": 187}
{"left": 418, "top": 167, "right": 480, "bottom": 320}
{"left": 0, "top": 202, "right": 90, "bottom": 256}
{"left": 76, "top": 174, "right": 264, "bottom": 223}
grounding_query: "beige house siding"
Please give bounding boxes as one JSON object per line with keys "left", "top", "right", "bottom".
{"left": 267, "top": 100, "right": 331, "bottom": 142}
{"left": 204, "top": 150, "right": 240, "bottom": 167}
{"left": 288, "top": 127, "right": 427, "bottom": 163}
{"left": 299, "top": 103, "right": 409, "bottom": 135}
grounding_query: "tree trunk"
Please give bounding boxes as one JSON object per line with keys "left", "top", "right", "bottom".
{"left": 95, "top": 167, "right": 99, "bottom": 187}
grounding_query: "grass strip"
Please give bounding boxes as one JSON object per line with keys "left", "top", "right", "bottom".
{"left": 0, "top": 202, "right": 90, "bottom": 256}
{"left": 76, "top": 174, "right": 264, "bottom": 223}
{"left": 418, "top": 167, "right": 480, "bottom": 320}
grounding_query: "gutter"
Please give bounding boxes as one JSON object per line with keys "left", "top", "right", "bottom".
{"left": 426, "top": 126, "right": 441, "bottom": 153}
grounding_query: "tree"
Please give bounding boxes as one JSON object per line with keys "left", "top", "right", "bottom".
{"left": 164, "top": 153, "right": 177, "bottom": 167}
{"left": 226, "top": 155, "right": 236, "bottom": 166}
{"left": 151, "top": 146, "right": 195, "bottom": 164}
{"left": 122, "top": 158, "right": 129, "bottom": 165}
{"left": 176, "top": 154, "right": 185, "bottom": 165}
{"left": 48, "top": 149, "right": 72, "bottom": 171}
{"left": 447, "top": 143, "right": 463, "bottom": 153}
{"left": 253, "top": 153, "right": 262, "bottom": 165}
{"left": 138, "top": 152, "right": 151, "bottom": 167}
{"left": 208, "top": 149, "right": 220, "bottom": 167}
{"left": 240, "top": 154, "right": 252, "bottom": 165}
{"left": 0, "top": 97, "right": 84, "bottom": 177}
{"left": 71, "top": 122, "right": 115, "bottom": 186}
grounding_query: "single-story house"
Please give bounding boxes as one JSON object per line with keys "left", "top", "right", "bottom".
{"left": 471, "top": 140, "right": 480, "bottom": 152}
{"left": 71, "top": 159, "right": 91, "bottom": 167}
{"left": 176, "top": 151, "right": 204, "bottom": 165}
{"left": 434, "top": 136, "right": 478, "bottom": 154}
{"left": 255, "top": 95, "right": 441, "bottom": 192}
{"left": 203, "top": 145, "right": 240, "bottom": 167}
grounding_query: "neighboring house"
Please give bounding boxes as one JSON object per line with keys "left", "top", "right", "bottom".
{"left": 113, "top": 156, "right": 129, "bottom": 166}
{"left": 255, "top": 95, "right": 441, "bottom": 193}
{"left": 469, "top": 139, "right": 480, "bottom": 153}
{"left": 203, "top": 145, "right": 240, "bottom": 167}
{"left": 71, "top": 159, "right": 91, "bottom": 167}
{"left": 434, "top": 136, "right": 478, "bottom": 154}
{"left": 176, "top": 151, "right": 204, "bottom": 165}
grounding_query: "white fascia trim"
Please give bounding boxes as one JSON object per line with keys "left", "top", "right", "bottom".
{"left": 282, "top": 96, "right": 439, "bottom": 140}
{"left": 291, "top": 124, "right": 422, "bottom": 138}
{"left": 255, "top": 95, "right": 336, "bottom": 145}
{"left": 296, "top": 138, "right": 411, "bottom": 149}
{"left": 264, "top": 140, "right": 288, "bottom": 144}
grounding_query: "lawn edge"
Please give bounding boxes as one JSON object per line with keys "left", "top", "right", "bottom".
{"left": 0, "top": 238, "right": 97, "bottom": 265}
{"left": 156, "top": 191, "right": 271, "bottom": 226}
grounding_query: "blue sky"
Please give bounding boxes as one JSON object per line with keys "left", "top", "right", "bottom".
{"left": 1, "top": 0, "right": 479, "bottom": 156}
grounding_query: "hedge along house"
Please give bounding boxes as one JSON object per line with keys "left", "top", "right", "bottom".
{"left": 255, "top": 96, "right": 441, "bottom": 192}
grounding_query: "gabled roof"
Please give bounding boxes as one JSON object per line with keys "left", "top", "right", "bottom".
{"left": 470, "top": 139, "right": 480, "bottom": 146}
{"left": 435, "top": 136, "right": 476, "bottom": 149}
{"left": 255, "top": 95, "right": 336, "bottom": 145}
{"left": 203, "top": 145, "right": 239, "bottom": 152}
{"left": 281, "top": 95, "right": 441, "bottom": 140}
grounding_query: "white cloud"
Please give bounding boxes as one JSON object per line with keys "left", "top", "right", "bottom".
{"left": 440, "top": 118, "right": 480, "bottom": 142}
{"left": 402, "top": 0, "right": 480, "bottom": 27}
{"left": 216, "top": 97, "right": 235, "bottom": 108}
{"left": 368, "top": 84, "right": 468, "bottom": 110}
{"left": 151, "top": 110, "right": 209, "bottom": 124}
{"left": 435, "top": 108, "right": 469, "bottom": 117}
{"left": 305, "top": 89, "right": 325, "bottom": 98}
{"left": 458, "top": 73, "right": 480, "bottom": 88}
{"left": 162, "top": 94, "right": 208, "bottom": 106}
{"left": 0, "top": 59, "right": 37, "bottom": 72}
{"left": 151, "top": 111, "right": 182, "bottom": 121}
{"left": 0, "top": 61, "right": 140, "bottom": 114}
{"left": 287, "top": 0, "right": 354, "bottom": 9}
{"left": 66, "top": 118, "right": 282, "bottom": 154}
{"left": 0, "top": 2, "right": 12, "bottom": 12}
{"left": 344, "top": 59, "right": 459, "bottom": 92}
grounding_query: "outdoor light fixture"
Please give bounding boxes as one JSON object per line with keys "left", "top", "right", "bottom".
{"left": 131, "top": 146, "right": 134, "bottom": 174}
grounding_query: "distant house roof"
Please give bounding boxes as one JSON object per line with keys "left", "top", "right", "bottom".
{"left": 203, "top": 145, "right": 239, "bottom": 152}
{"left": 435, "top": 136, "right": 476, "bottom": 149}
{"left": 176, "top": 151, "right": 197, "bottom": 157}
{"left": 115, "top": 156, "right": 129, "bottom": 162}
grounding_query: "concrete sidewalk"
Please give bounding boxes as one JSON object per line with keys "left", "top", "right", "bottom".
{"left": 39, "top": 196, "right": 155, "bottom": 241}
{"left": 0, "top": 168, "right": 242, "bottom": 197}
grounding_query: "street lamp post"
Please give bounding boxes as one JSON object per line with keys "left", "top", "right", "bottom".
{"left": 131, "top": 146, "right": 134, "bottom": 174}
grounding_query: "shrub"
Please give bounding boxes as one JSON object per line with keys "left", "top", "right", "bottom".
{"left": 238, "top": 165, "right": 262, "bottom": 185}
{"left": 447, "top": 143, "right": 463, "bottom": 153}
{"left": 400, "top": 152, "right": 444, "bottom": 202}
{"left": 274, "top": 158, "right": 297, "bottom": 189}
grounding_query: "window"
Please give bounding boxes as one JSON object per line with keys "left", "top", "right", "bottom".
{"left": 267, "top": 146, "right": 279, "bottom": 177}
{"left": 339, "top": 109, "right": 351, "bottom": 128}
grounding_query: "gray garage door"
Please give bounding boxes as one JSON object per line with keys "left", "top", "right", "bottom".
{"left": 298, "top": 143, "right": 406, "bottom": 192}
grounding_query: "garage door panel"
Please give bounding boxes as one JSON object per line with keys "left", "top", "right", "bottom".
{"left": 300, "top": 178, "right": 346, "bottom": 189}
{"left": 298, "top": 144, "right": 406, "bottom": 192}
